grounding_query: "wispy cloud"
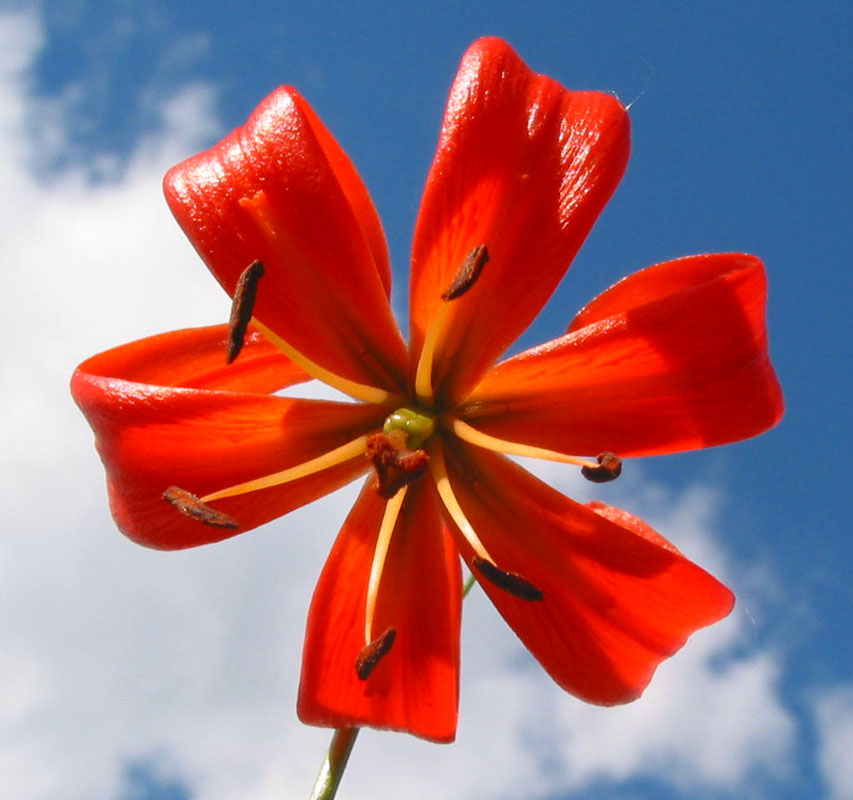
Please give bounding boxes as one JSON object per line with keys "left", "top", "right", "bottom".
{"left": 814, "top": 686, "right": 853, "bottom": 800}
{"left": 0, "top": 7, "right": 799, "bottom": 799}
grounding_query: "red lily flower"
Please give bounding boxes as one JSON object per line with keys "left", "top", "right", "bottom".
{"left": 71, "top": 38, "right": 783, "bottom": 743}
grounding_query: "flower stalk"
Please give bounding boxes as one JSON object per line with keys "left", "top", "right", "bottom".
{"left": 309, "top": 727, "right": 360, "bottom": 800}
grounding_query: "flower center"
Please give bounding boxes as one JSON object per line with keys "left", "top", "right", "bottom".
{"left": 382, "top": 407, "right": 437, "bottom": 449}
{"left": 366, "top": 407, "right": 437, "bottom": 500}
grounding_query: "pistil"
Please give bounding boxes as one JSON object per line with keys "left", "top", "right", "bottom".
{"left": 368, "top": 407, "right": 437, "bottom": 498}
{"left": 367, "top": 434, "right": 430, "bottom": 499}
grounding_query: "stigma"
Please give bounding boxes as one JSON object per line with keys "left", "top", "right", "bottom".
{"left": 368, "top": 407, "right": 436, "bottom": 499}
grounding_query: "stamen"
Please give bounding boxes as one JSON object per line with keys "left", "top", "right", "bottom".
{"left": 430, "top": 446, "right": 542, "bottom": 602}
{"left": 226, "top": 260, "right": 264, "bottom": 363}
{"left": 254, "top": 320, "right": 401, "bottom": 407}
{"left": 355, "top": 627, "right": 396, "bottom": 680}
{"left": 367, "top": 433, "right": 430, "bottom": 499}
{"left": 472, "top": 557, "right": 543, "bottom": 601}
{"left": 414, "top": 305, "right": 449, "bottom": 404}
{"left": 451, "top": 419, "right": 605, "bottom": 470}
{"left": 163, "top": 486, "right": 239, "bottom": 529}
{"left": 429, "top": 444, "right": 491, "bottom": 561}
{"left": 441, "top": 244, "right": 489, "bottom": 300}
{"left": 364, "top": 488, "right": 408, "bottom": 643}
{"left": 415, "top": 244, "right": 488, "bottom": 404}
{"left": 235, "top": 190, "right": 404, "bottom": 407}
{"left": 201, "top": 435, "right": 369, "bottom": 503}
{"left": 581, "top": 452, "right": 623, "bottom": 483}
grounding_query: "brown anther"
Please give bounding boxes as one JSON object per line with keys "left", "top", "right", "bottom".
{"left": 472, "top": 557, "right": 543, "bottom": 601}
{"left": 367, "top": 433, "right": 430, "bottom": 499}
{"left": 441, "top": 244, "right": 489, "bottom": 300}
{"left": 226, "top": 259, "right": 265, "bottom": 363}
{"left": 163, "top": 486, "right": 239, "bottom": 529}
{"left": 355, "top": 627, "right": 397, "bottom": 680}
{"left": 581, "top": 452, "right": 623, "bottom": 483}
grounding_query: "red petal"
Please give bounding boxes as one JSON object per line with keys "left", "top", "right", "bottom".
{"left": 294, "top": 93, "right": 392, "bottom": 297}
{"left": 72, "top": 323, "right": 310, "bottom": 394}
{"left": 568, "top": 252, "right": 764, "bottom": 332}
{"left": 409, "top": 37, "right": 630, "bottom": 402}
{"left": 71, "top": 330, "right": 386, "bottom": 549}
{"left": 443, "top": 443, "right": 734, "bottom": 705}
{"left": 298, "top": 479, "right": 461, "bottom": 742}
{"left": 463, "top": 254, "right": 784, "bottom": 456}
{"left": 164, "top": 87, "right": 408, "bottom": 393}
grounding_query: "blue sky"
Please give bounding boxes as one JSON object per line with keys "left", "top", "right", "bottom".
{"left": 1, "top": 1, "right": 850, "bottom": 799}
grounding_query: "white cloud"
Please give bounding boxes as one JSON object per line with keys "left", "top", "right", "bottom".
{"left": 0, "top": 7, "right": 798, "bottom": 800}
{"left": 814, "top": 686, "right": 853, "bottom": 800}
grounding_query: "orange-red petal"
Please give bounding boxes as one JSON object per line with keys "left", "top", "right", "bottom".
{"left": 164, "top": 87, "right": 407, "bottom": 393}
{"left": 71, "top": 329, "right": 386, "bottom": 549}
{"left": 298, "top": 479, "right": 461, "bottom": 742}
{"left": 71, "top": 323, "right": 310, "bottom": 394}
{"left": 462, "top": 254, "right": 784, "bottom": 457}
{"left": 409, "top": 37, "right": 630, "bottom": 402}
{"left": 294, "top": 93, "right": 392, "bottom": 297}
{"left": 442, "top": 442, "right": 734, "bottom": 705}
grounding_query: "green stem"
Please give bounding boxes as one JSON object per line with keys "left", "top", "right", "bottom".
{"left": 462, "top": 571, "right": 477, "bottom": 598}
{"left": 309, "top": 727, "right": 360, "bottom": 800}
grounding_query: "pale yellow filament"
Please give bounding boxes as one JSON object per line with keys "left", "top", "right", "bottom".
{"left": 202, "top": 435, "right": 369, "bottom": 502}
{"left": 429, "top": 444, "right": 492, "bottom": 563}
{"left": 414, "top": 302, "right": 452, "bottom": 405}
{"left": 254, "top": 321, "right": 401, "bottom": 406}
{"left": 364, "top": 487, "right": 408, "bottom": 643}
{"left": 449, "top": 418, "right": 601, "bottom": 470}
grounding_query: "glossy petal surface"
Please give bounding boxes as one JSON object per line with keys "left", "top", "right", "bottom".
{"left": 71, "top": 323, "right": 310, "bottom": 393}
{"left": 298, "top": 480, "right": 461, "bottom": 742}
{"left": 409, "top": 37, "right": 630, "bottom": 401}
{"left": 463, "top": 254, "right": 783, "bottom": 456}
{"left": 443, "top": 442, "right": 734, "bottom": 704}
{"left": 72, "top": 329, "right": 386, "bottom": 549}
{"left": 164, "top": 87, "right": 408, "bottom": 393}
{"left": 294, "top": 94, "right": 392, "bottom": 296}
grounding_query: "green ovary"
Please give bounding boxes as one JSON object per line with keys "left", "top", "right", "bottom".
{"left": 382, "top": 407, "right": 437, "bottom": 449}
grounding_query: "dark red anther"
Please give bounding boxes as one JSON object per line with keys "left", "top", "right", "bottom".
{"left": 441, "top": 244, "right": 489, "bottom": 300}
{"left": 226, "top": 259, "right": 264, "bottom": 363}
{"left": 163, "top": 486, "right": 239, "bottom": 529}
{"left": 355, "top": 627, "right": 397, "bottom": 680}
{"left": 367, "top": 433, "right": 430, "bottom": 499}
{"left": 472, "top": 557, "right": 543, "bottom": 601}
{"left": 581, "top": 452, "right": 623, "bottom": 483}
